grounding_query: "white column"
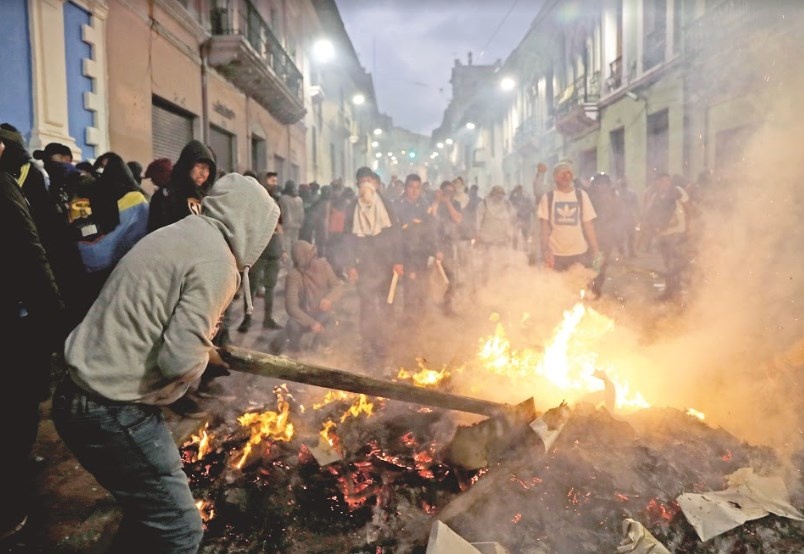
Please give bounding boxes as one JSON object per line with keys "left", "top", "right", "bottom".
{"left": 82, "top": 0, "right": 109, "bottom": 155}
{"left": 28, "top": 0, "right": 77, "bottom": 153}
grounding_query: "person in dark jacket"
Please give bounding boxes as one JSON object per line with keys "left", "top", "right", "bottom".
{"left": 394, "top": 174, "right": 436, "bottom": 318}
{"left": 148, "top": 140, "right": 216, "bottom": 232}
{"left": 0, "top": 164, "right": 64, "bottom": 541}
{"left": 236, "top": 172, "right": 285, "bottom": 333}
{"left": 0, "top": 124, "right": 84, "bottom": 328}
{"left": 346, "top": 167, "right": 404, "bottom": 366}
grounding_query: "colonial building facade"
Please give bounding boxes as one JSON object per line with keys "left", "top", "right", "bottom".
{"left": 0, "top": 0, "right": 378, "bottom": 186}
{"left": 432, "top": 0, "right": 802, "bottom": 194}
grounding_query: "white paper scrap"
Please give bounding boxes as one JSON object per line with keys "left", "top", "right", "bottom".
{"left": 617, "top": 518, "right": 671, "bottom": 553}
{"left": 676, "top": 467, "right": 804, "bottom": 542}
{"left": 426, "top": 521, "right": 481, "bottom": 554}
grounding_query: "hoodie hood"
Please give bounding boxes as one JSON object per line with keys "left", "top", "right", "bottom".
{"left": 200, "top": 173, "right": 278, "bottom": 271}
{"left": 171, "top": 140, "right": 217, "bottom": 197}
{"left": 291, "top": 240, "right": 316, "bottom": 269}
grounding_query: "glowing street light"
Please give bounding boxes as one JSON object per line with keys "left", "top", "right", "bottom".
{"left": 370, "top": 140, "right": 379, "bottom": 148}
{"left": 466, "top": 122, "right": 476, "bottom": 130}
{"left": 408, "top": 151, "right": 416, "bottom": 159}
{"left": 445, "top": 138, "right": 454, "bottom": 145}
{"left": 375, "top": 152, "right": 382, "bottom": 158}
{"left": 500, "top": 76, "right": 516, "bottom": 91}
{"left": 436, "top": 142, "right": 444, "bottom": 149}
{"left": 373, "top": 128, "right": 383, "bottom": 136}
{"left": 313, "top": 39, "right": 335, "bottom": 63}
{"left": 352, "top": 93, "right": 366, "bottom": 105}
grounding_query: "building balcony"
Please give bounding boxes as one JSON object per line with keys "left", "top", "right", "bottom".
{"left": 554, "top": 75, "right": 600, "bottom": 138}
{"left": 208, "top": 0, "right": 305, "bottom": 124}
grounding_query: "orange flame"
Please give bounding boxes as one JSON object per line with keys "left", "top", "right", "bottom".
{"left": 340, "top": 394, "right": 374, "bottom": 423}
{"left": 312, "top": 390, "right": 354, "bottom": 410}
{"left": 233, "top": 398, "right": 294, "bottom": 470}
{"left": 195, "top": 499, "right": 215, "bottom": 522}
{"left": 397, "top": 358, "right": 451, "bottom": 387}
{"left": 320, "top": 420, "right": 340, "bottom": 448}
{"left": 687, "top": 408, "right": 706, "bottom": 421}
{"left": 477, "top": 304, "right": 651, "bottom": 410}
{"left": 188, "top": 422, "right": 213, "bottom": 462}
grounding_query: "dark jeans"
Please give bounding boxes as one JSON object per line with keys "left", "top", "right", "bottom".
{"left": 357, "top": 265, "right": 394, "bottom": 361}
{"left": 553, "top": 251, "right": 590, "bottom": 272}
{"left": 243, "top": 257, "right": 281, "bottom": 321}
{"left": 52, "top": 378, "right": 203, "bottom": 554}
{"left": 657, "top": 233, "right": 687, "bottom": 297}
{"left": 403, "top": 259, "right": 429, "bottom": 315}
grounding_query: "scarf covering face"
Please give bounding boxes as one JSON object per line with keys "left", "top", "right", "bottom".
{"left": 352, "top": 182, "right": 392, "bottom": 237}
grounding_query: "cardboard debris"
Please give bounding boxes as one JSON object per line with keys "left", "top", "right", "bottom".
{"left": 617, "top": 518, "right": 671, "bottom": 554}
{"left": 426, "top": 521, "right": 481, "bottom": 553}
{"left": 426, "top": 521, "right": 509, "bottom": 554}
{"left": 305, "top": 439, "right": 342, "bottom": 466}
{"left": 676, "top": 467, "right": 804, "bottom": 542}
{"left": 529, "top": 402, "right": 571, "bottom": 451}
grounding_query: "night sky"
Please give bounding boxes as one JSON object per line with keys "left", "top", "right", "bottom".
{"left": 336, "top": 0, "right": 545, "bottom": 135}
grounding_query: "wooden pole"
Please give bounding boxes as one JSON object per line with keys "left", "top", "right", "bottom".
{"left": 224, "top": 345, "right": 513, "bottom": 418}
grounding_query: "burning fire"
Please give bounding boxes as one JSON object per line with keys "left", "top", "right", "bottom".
{"left": 312, "top": 390, "right": 355, "bottom": 410}
{"left": 184, "top": 422, "right": 213, "bottom": 462}
{"left": 477, "top": 303, "right": 650, "bottom": 410}
{"left": 195, "top": 499, "right": 215, "bottom": 522}
{"left": 339, "top": 394, "right": 375, "bottom": 423}
{"left": 233, "top": 397, "right": 294, "bottom": 470}
{"left": 320, "top": 420, "right": 340, "bottom": 448}
{"left": 686, "top": 408, "right": 706, "bottom": 421}
{"left": 396, "top": 358, "right": 451, "bottom": 387}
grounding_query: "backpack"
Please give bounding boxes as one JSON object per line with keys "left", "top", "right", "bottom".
{"left": 644, "top": 187, "right": 680, "bottom": 232}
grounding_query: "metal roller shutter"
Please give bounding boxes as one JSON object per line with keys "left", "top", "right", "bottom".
{"left": 210, "top": 125, "right": 235, "bottom": 173}
{"left": 152, "top": 100, "right": 193, "bottom": 162}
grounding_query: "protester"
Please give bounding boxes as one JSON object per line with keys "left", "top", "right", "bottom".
{"left": 279, "top": 180, "right": 304, "bottom": 258}
{"left": 537, "top": 161, "right": 600, "bottom": 271}
{"left": 148, "top": 140, "right": 216, "bottom": 232}
{"left": 476, "top": 185, "right": 515, "bottom": 285}
{"left": 275, "top": 240, "right": 344, "bottom": 353}
{"left": 346, "top": 167, "right": 403, "bottom": 366}
{"left": 432, "top": 180, "right": 462, "bottom": 315}
{"left": 509, "top": 184, "right": 533, "bottom": 252}
{"left": 53, "top": 173, "right": 278, "bottom": 553}
{"left": 0, "top": 162, "right": 65, "bottom": 542}
{"left": 586, "top": 173, "right": 621, "bottom": 297}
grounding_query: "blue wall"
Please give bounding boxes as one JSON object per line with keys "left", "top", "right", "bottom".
{"left": 64, "top": 2, "right": 95, "bottom": 159}
{"left": 0, "top": 0, "right": 33, "bottom": 138}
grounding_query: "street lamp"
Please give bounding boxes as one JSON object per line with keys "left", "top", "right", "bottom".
{"left": 500, "top": 76, "right": 516, "bottom": 91}
{"left": 375, "top": 152, "right": 382, "bottom": 158}
{"left": 436, "top": 142, "right": 444, "bottom": 149}
{"left": 373, "top": 128, "right": 383, "bottom": 136}
{"left": 313, "top": 39, "right": 335, "bottom": 63}
{"left": 370, "top": 140, "right": 379, "bottom": 148}
{"left": 466, "top": 122, "right": 476, "bottom": 130}
{"left": 352, "top": 93, "right": 365, "bottom": 105}
{"left": 445, "top": 138, "right": 454, "bottom": 145}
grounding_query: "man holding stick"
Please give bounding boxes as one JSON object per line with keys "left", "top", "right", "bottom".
{"left": 346, "top": 167, "right": 403, "bottom": 367}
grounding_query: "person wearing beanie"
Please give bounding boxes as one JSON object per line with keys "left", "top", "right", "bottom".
{"left": 144, "top": 157, "right": 173, "bottom": 190}
{"left": 53, "top": 173, "right": 278, "bottom": 552}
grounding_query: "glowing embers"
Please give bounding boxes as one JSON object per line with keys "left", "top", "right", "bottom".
{"left": 396, "top": 358, "right": 452, "bottom": 387}
{"left": 477, "top": 304, "right": 651, "bottom": 411}
{"left": 195, "top": 499, "right": 215, "bottom": 523}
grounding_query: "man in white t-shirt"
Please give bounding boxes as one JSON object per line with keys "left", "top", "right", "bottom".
{"left": 537, "top": 161, "right": 600, "bottom": 271}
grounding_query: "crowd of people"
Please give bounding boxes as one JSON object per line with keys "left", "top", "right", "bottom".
{"left": 1, "top": 119, "right": 708, "bottom": 550}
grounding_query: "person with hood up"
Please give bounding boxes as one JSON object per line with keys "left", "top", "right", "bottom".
{"left": 70, "top": 152, "right": 149, "bottom": 318}
{"left": 276, "top": 240, "right": 343, "bottom": 353}
{"left": 148, "top": 140, "right": 217, "bottom": 232}
{"left": 52, "top": 173, "right": 279, "bottom": 553}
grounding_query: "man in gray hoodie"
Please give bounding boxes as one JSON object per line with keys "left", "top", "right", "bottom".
{"left": 52, "top": 173, "right": 279, "bottom": 553}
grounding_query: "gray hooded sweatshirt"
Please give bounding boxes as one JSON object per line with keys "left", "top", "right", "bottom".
{"left": 65, "top": 173, "right": 279, "bottom": 404}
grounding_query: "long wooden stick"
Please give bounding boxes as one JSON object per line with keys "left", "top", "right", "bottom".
{"left": 224, "top": 345, "right": 513, "bottom": 417}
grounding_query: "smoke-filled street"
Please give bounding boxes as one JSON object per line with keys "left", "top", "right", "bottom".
{"left": 1, "top": 1, "right": 803, "bottom": 553}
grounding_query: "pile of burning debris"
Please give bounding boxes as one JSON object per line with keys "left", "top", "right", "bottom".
{"left": 181, "top": 299, "right": 803, "bottom": 552}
